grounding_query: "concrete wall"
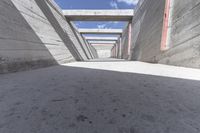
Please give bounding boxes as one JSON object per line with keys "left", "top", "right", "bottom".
{"left": 116, "top": 39, "right": 122, "bottom": 58}
{"left": 89, "top": 45, "right": 98, "bottom": 58}
{"left": 130, "top": 0, "right": 165, "bottom": 62}
{"left": 111, "top": 39, "right": 121, "bottom": 58}
{"left": 121, "top": 24, "right": 130, "bottom": 59}
{"left": 70, "top": 23, "right": 94, "bottom": 59}
{"left": 0, "top": 0, "right": 93, "bottom": 73}
{"left": 111, "top": 24, "right": 130, "bottom": 59}
{"left": 36, "top": 0, "right": 88, "bottom": 61}
{"left": 158, "top": 0, "right": 200, "bottom": 68}
{"left": 111, "top": 46, "right": 116, "bottom": 58}
{"left": 131, "top": 0, "right": 200, "bottom": 68}
{"left": 93, "top": 45, "right": 113, "bottom": 58}
{"left": 97, "top": 50, "right": 111, "bottom": 58}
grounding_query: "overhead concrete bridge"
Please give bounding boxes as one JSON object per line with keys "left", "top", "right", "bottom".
{"left": 1, "top": 0, "right": 200, "bottom": 133}
{"left": 78, "top": 28, "right": 123, "bottom": 35}
{"left": 63, "top": 9, "right": 134, "bottom": 21}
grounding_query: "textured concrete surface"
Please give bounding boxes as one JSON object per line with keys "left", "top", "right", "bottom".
{"left": 130, "top": 0, "right": 165, "bottom": 62}
{"left": 120, "top": 23, "right": 130, "bottom": 59}
{"left": 88, "top": 45, "right": 98, "bottom": 59}
{"left": 130, "top": 0, "right": 200, "bottom": 69}
{"left": 69, "top": 22, "right": 93, "bottom": 59}
{"left": 0, "top": 0, "right": 96, "bottom": 73}
{"left": 35, "top": 0, "right": 89, "bottom": 61}
{"left": 92, "top": 45, "right": 114, "bottom": 58}
{"left": 0, "top": 59, "right": 200, "bottom": 133}
{"left": 158, "top": 0, "right": 200, "bottom": 68}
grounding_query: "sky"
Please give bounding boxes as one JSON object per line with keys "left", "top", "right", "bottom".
{"left": 55, "top": 0, "right": 138, "bottom": 36}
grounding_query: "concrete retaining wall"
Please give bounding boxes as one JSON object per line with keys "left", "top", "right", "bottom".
{"left": 89, "top": 45, "right": 98, "bottom": 58}
{"left": 130, "top": 0, "right": 165, "bottom": 62}
{"left": 115, "top": 39, "right": 122, "bottom": 58}
{"left": 97, "top": 50, "right": 111, "bottom": 58}
{"left": 36, "top": 0, "right": 89, "bottom": 61}
{"left": 131, "top": 0, "right": 200, "bottom": 68}
{"left": 158, "top": 0, "right": 200, "bottom": 68}
{"left": 111, "top": 46, "right": 116, "bottom": 58}
{"left": 0, "top": 0, "right": 93, "bottom": 73}
{"left": 121, "top": 24, "right": 130, "bottom": 59}
{"left": 70, "top": 23, "right": 94, "bottom": 59}
{"left": 93, "top": 45, "right": 112, "bottom": 58}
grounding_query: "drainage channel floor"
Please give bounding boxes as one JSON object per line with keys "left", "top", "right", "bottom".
{"left": 0, "top": 59, "right": 200, "bottom": 133}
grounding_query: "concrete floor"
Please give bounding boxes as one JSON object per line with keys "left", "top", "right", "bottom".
{"left": 0, "top": 59, "right": 200, "bottom": 133}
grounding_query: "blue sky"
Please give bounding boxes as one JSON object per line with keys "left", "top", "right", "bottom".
{"left": 55, "top": 0, "right": 138, "bottom": 9}
{"left": 55, "top": 0, "right": 138, "bottom": 36}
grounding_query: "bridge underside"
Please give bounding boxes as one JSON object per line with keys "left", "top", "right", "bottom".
{"left": 63, "top": 9, "right": 133, "bottom": 59}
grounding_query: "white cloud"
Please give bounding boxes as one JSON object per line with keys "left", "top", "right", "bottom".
{"left": 110, "top": 1, "right": 118, "bottom": 9}
{"left": 74, "top": 22, "right": 83, "bottom": 27}
{"left": 117, "top": 0, "right": 139, "bottom": 5}
{"left": 97, "top": 24, "right": 107, "bottom": 29}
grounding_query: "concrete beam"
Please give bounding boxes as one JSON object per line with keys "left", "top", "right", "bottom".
{"left": 85, "top": 36, "right": 119, "bottom": 41}
{"left": 63, "top": 9, "right": 134, "bottom": 21}
{"left": 79, "top": 29, "right": 123, "bottom": 35}
{"left": 92, "top": 43, "right": 115, "bottom": 46}
{"left": 91, "top": 44, "right": 115, "bottom": 46}
{"left": 88, "top": 41, "right": 116, "bottom": 44}
{"left": 91, "top": 44, "right": 115, "bottom": 50}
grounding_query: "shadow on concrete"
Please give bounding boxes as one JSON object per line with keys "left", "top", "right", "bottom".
{"left": 0, "top": 65, "right": 200, "bottom": 133}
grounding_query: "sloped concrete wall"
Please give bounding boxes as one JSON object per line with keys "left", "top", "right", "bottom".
{"left": 130, "top": 0, "right": 165, "bottom": 62}
{"left": 70, "top": 23, "right": 94, "bottom": 59}
{"left": 0, "top": 0, "right": 91, "bottom": 73}
{"left": 35, "top": 0, "right": 86, "bottom": 61}
{"left": 158, "top": 0, "right": 200, "bottom": 68}
{"left": 93, "top": 45, "right": 112, "bottom": 58}
{"left": 89, "top": 45, "right": 98, "bottom": 58}
{"left": 121, "top": 24, "right": 129, "bottom": 59}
